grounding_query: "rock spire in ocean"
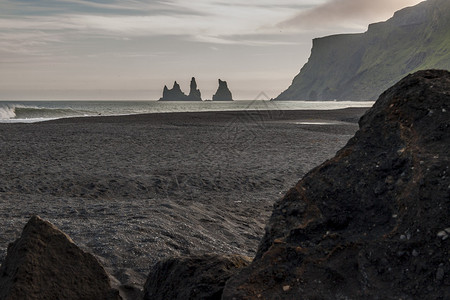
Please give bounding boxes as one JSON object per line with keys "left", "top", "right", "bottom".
{"left": 187, "top": 77, "right": 202, "bottom": 101}
{"left": 159, "top": 78, "right": 202, "bottom": 101}
{"left": 213, "top": 79, "right": 233, "bottom": 101}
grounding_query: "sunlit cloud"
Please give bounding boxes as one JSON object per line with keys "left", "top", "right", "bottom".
{"left": 278, "top": 0, "right": 424, "bottom": 31}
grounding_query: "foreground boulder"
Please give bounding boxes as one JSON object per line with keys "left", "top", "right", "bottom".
{"left": 143, "top": 254, "right": 250, "bottom": 300}
{"left": 0, "top": 216, "right": 120, "bottom": 300}
{"left": 223, "top": 70, "right": 450, "bottom": 299}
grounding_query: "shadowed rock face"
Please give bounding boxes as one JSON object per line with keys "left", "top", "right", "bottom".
{"left": 143, "top": 254, "right": 250, "bottom": 300}
{"left": 159, "top": 78, "right": 203, "bottom": 101}
{"left": 213, "top": 79, "right": 233, "bottom": 101}
{"left": 0, "top": 216, "right": 120, "bottom": 300}
{"left": 187, "top": 77, "right": 202, "bottom": 101}
{"left": 159, "top": 81, "right": 188, "bottom": 101}
{"left": 223, "top": 70, "right": 450, "bottom": 299}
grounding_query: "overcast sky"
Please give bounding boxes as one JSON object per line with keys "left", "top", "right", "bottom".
{"left": 0, "top": 0, "right": 423, "bottom": 100}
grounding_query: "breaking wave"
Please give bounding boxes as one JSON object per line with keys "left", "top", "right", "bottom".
{"left": 0, "top": 104, "right": 88, "bottom": 122}
{"left": 0, "top": 105, "right": 16, "bottom": 120}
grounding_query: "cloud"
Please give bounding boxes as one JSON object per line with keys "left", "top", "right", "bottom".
{"left": 0, "top": 0, "right": 425, "bottom": 62}
{"left": 278, "top": 0, "right": 423, "bottom": 31}
{"left": 1, "top": 0, "right": 204, "bottom": 17}
{"left": 0, "top": 0, "right": 312, "bottom": 54}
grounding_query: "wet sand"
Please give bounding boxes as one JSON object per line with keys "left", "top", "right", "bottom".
{"left": 0, "top": 108, "right": 368, "bottom": 288}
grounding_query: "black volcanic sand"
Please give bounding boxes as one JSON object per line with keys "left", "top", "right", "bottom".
{"left": 0, "top": 108, "right": 368, "bottom": 288}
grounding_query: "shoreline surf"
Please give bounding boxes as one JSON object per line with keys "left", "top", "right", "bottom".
{"left": 0, "top": 100, "right": 374, "bottom": 123}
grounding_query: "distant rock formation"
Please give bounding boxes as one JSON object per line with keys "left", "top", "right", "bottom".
{"left": 0, "top": 216, "right": 120, "bottom": 300}
{"left": 159, "top": 78, "right": 202, "bottom": 101}
{"left": 159, "top": 81, "right": 188, "bottom": 101}
{"left": 213, "top": 79, "right": 233, "bottom": 101}
{"left": 187, "top": 77, "right": 202, "bottom": 101}
{"left": 143, "top": 254, "right": 250, "bottom": 300}
{"left": 223, "top": 70, "right": 450, "bottom": 299}
{"left": 276, "top": 0, "right": 450, "bottom": 100}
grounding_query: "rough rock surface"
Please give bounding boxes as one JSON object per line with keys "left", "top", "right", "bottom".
{"left": 213, "top": 79, "right": 233, "bottom": 101}
{"left": 223, "top": 70, "right": 450, "bottom": 299}
{"left": 187, "top": 77, "right": 202, "bottom": 101}
{"left": 143, "top": 254, "right": 250, "bottom": 300}
{"left": 0, "top": 216, "right": 120, "bottom": 300}
{"left": 159, "top": 78, "right": 203, "bottom": 101}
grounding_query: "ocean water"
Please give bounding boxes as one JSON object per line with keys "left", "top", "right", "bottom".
{"left": 0, "top": 100, "right": 374, "bottom": 123}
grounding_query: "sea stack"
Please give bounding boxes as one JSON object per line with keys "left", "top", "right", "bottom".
{"left": 223, "top": 70, "right": 450, "bottom": 299}
{"left": 213, "top": 79, "right": 233, "bottom": 101}
{"left": 159, "top": 81, "right": 187, "bottom": 101}
{"left": 159, "top": 78, "right": 203, "bottom": 101}
{"left": 186, "top": 77, "right": 202, "bottom": 101}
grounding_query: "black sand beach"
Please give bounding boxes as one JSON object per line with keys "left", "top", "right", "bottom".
{"left": 0, "top": 108, "right": 368, "bottom": 288}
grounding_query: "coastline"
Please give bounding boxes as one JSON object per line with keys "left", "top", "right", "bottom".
{"left": 41, "top": 107, "right": 369, "bottom": 124}
{"left": 0, "top": 100, "right": 374, "bottom": 124}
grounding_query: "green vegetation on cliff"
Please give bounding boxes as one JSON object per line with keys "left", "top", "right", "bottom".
{"left": 276, "top": 0, "right": 450, "bottom": 101}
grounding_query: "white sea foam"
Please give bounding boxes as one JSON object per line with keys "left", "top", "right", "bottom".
{"left": 0, "top": 103, "right": 87, "bottom": 123}
{"left": 0, "top": 100, "right": 375, "bottom": 123}
{"left": 0, "top": 105, "right": 16, "bottom": 120}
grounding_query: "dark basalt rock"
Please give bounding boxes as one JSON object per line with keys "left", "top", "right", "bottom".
{"left": 223, "top": 70, "right": 450, "bottom": 299}
{"left": 159, "top": 81, "right": 188, "bottom": 101}
{"left": 187, "top": 77, "right": 202, "bottom": 101}
{"left": 143, "top": 254, "right": 250, "bottom": 300}
{"left": 213, "top": 79, "right": 233, "bottom": 101}
{"left": 0, "top": 216, "right": 120, "bottom": 300}
{"left": 159, "top": 78, "right": 203, "bottom": 101}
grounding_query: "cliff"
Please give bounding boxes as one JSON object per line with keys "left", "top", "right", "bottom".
{"left": 213, "top": 79, "right": 233, "bottom": 101}
{"left": 224, "top": 70, "right": 450, "bottom": 298}
{"left": 276, "top": 0, "right": 450, "bottom": 101}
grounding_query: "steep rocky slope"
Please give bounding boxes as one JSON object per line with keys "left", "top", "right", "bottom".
{"left": 224, "top": 70, "right": 450, "bottom": 299}
{"left": 277, "top": 0, "right": 450, "bottom": 101}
